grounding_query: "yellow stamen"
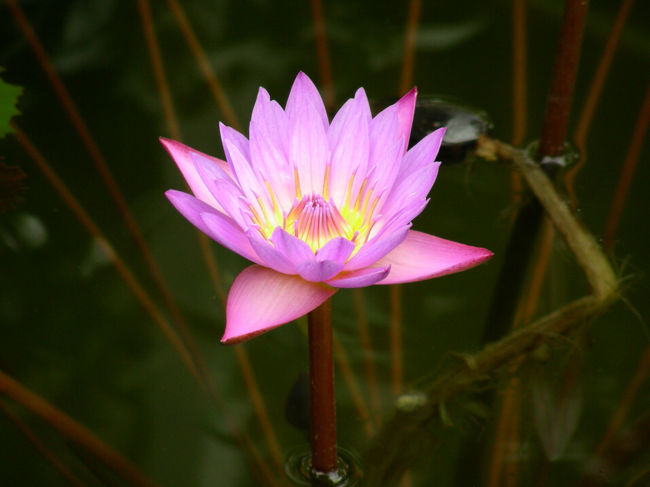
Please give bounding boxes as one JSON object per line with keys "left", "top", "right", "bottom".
{"left": 293, "top": 168, "right": 302, "bottom": 200}
{"left": 354, "top": 179, "right": 368, "bottom": 211}
{"left": 265, "top": 180, "right": 282, "bottom": 223}
{"left": 322, "top": 164, "right": 331, "bottom": 200}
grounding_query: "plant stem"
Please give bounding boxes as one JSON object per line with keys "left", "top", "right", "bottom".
{"left": 538, "top": 0, "right": 591, "bottom": 158}
{"left": 308, "top": 299, "right": 338, "bottom": 475}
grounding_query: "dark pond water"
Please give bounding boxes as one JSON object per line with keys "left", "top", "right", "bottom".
{"left": 1, "top": 1, "right": 649, "bottom": 486}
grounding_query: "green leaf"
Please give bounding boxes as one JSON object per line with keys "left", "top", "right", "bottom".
{"left": 0, "top": 69, "right": 23, "bottom": 138}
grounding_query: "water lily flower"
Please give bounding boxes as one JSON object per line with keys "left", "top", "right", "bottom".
{"left": 163, "top": 72, "right": 492, "bottom": 344}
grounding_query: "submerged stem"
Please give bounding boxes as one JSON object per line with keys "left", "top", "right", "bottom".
{"left": 308, "top": 299, "right": 338, "bottom": 475}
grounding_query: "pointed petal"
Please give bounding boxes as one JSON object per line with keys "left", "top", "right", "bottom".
{"left": 166, "top": 189, "right": 217, "bottom": 237}
{"left": 395, "top": 87, "right": 417, "bottom": 151}
{"left": 160, "top": 138, "right": 230, "bottom": 210}
{"left": 246, "top": 229, "right": 297, "bottom": 274}
{"left": 222, "top": 137, "right": 277, "bottom": 224}
{"left": 288, "top": 90, "right": 330, "bottom": 196}
{"left": 380, "top": 162, "right": 440, "bottom": 221}
{"left": 368, "top": 104, "right": 404, "bottom": 197}
{"left": 375, "top": 230, "right": 493, "bottom": 285}
{"left": 285, "top": 72, "right": 329, "bottom": 130}
{"left": 400, "top": 127, "right": 446, "bottom": 176}
{"left": 271, "top": 227, "right": 315, "bottom": 263}
{"left": 249, "top": 88, "right": 293, "bottom": 210}
{"left": 223, "top": 265, "right": 337, "bottom": 344}
{"left": 270, "top": 228, "right": 345, "bottom": 282}
{"left": 297, "top": 259, "right": 345, "bottom": 282}
{"left": 166, "top": 190, "right": 261, "bottom": 264}
{"left": 219, "top": 123, "right": 251, "bottom": 177}
{"left": 191, "top": 151, "right": 250, "bottom": 227}
{"left": 325, "top": 265, "right": 391, "bottom": 288}
{"left": 316, "top": 237, "right": 355, "bottom": 265}
{"left": 344, "top": 225, "right": 410, "bottom": 270}
{"left": 327, "top": 89, "right": 370, "bottom": 206}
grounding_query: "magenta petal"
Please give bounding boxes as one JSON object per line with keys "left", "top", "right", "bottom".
{"left": 271, "top": 227, "right": 315, "bottom": 263}
{"left": 166, "top": 190, "right": 261, "bottom": 264}
{"left": 396, "top": 88, "right": 417, "bottom": 151}
{"left": 223, "top": 265, "right": 337, "bottom": 344}
{"left": 368, "top": 105, "right": 403, "bottom": 196}
{"left": 375, "top": 230, "right": 493, "bottom": 285}
{"left": 325, "top": 265, "right": 391, "bottom": 288}
{"left": 160, "top": 138, "right": 229, "bottom": 210}
{"left": 199, "top": 212, "right": 263, "bottom": 265}
{"left": 271, "top": 229, "right": 346, "bottom": 282}
{"left": 285, "top": 72, "right": 329, "bottom": 130}
{"left": 289, "top": 91, "right": 330, "bottom": 196}
{"left": 328, "top": 91, "right": 370, "bottom": 205}
{"left": 380, "top": 163, "right": 440, "bottom": 221}
{"left": 246, "top": 229, "right": 297, "bottom": 274}
{"left": 192, "top": 155, "right": 250, "bottom": 228}
{"left": 400, "top": 127, "right": 446, "bottom": 176}
{"left": 316, "top": 237, "right": 355, "bottom": 265}
{"left": 219, "top": 122, "right": 251, "bottom": 167}
{"left": 344, "top": 225, "right": 410, "bottom": 271}
{"left": 166, "top": 189, "right": 218, "bottom": 237}
{"left": 297, "top": 259, "right": 345, "bottom": 282}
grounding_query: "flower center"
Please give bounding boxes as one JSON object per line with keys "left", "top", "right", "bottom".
{"left": 284, "top": 195, "right": 353, "bottom": 251}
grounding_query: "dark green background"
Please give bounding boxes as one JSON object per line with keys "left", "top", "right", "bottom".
{"left": 1, "top": 0, "right": 649, "bottom": 485}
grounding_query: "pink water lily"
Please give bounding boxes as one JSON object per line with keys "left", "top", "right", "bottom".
{"left": 163, "top": 72, "right": 493, "bottom": 344}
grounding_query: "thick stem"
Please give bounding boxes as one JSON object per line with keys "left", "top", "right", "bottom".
{"left": 308, "top": 299, "right": 338, "bottom": 474}
{"left": 538, "top": 0, "right": 591, "bottom": 158}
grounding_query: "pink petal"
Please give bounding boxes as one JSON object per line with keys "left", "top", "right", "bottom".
{"left": 400, "top": 127, "right": 446, "bottom": 177}
{"left": 166, "top": 190, "right": 261, "bottom": 265}
{"left": 271, "top": 227, "right": 315, "bottom": 263}
{"left": 223, "top": 265, "right": 337, "bottom": 344}
{"left": 249, "top": 89, "right": 293, "bottom": 210}
{"left": 218, "top": 123, "right": 251, "bottom": 176}
{"left": 316, "top": 237, "right": 355, "bottom": 264}
{"left": 200, "top": 212, "right": 263, "bottom": 265}
{"left": 396, "top": 87, "right": 417, "bottom": 152}
{"left": 246, "top": 229, "right": 297, "bottom": 274}
{"left": 380, "top": 162, "right": 440, "bottom": 221}
{"left": 222, "top": 137, "right": 274, "bottom": 217}
{"left": 191, "top": 151, "right": 250, "bottom": 228}
{"left": 375, "top": 230, "right": 493, "bottom": 285}
{"left": 325, "top": 265, "right": 391, "bottom": 288}
{"left": 344, "top": 225, "right": 410, "bottom": 271}
{"left": 285, "top": 72, "right": 329, "bottom": 130}
{"left": 327, "top": 90, "right": 370, "bottom": 206}
{"left": 160, "top": 138, "right": 230, "bottom": 210}
{"left": 368, "top": 105, "right": 404, "bottom": 198}
{"left": 288, "top": 89, "right": 330, "bottom": 196}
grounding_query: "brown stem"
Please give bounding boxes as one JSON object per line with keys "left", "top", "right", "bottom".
{"left": 538, "top": 0, "right": 591, "bottom": 158}
{"left": 166, "top": 0, "right": 241, "bottom": 130}
{"left": 354, "top": 288, "right": 381, "bottom": 421}
{"left": 333, "top": 335, "right": 374, "bottom": 437}
{"left": 0, "top": 400, "right": 86, "bottom": 487}
{"left": 308, "top": 299, "right": 338, "bottom": 474}
{"left": 0, "top": 371, "right": 157, "bottom": 487}
{"left": 604, "top": 81, "right": 650, "bottom": 250}
{"left": 399, "top": 0, "right": 422, "bottom": 95}
{"left": 565, "top": 0, "right": 635, "bottom": 207}
{"left": 389, "top": 285, "right": 404, "bottom": 396}
{"left": 309, "top": 0, "right": 334, "bottom": 111}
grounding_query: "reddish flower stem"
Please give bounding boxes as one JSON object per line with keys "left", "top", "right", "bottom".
{"left": 537, "top": 0, "right": 591, "bottom": 158}
{"left": 308, "top": 299, "right": 338, "bottom": 474}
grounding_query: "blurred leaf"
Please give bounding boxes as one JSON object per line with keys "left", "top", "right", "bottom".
{"left": 0, "top": 69, "right": 22, "bottom": 138}
{"left": 416, "top": 19, "right": 487, "bottom": 51}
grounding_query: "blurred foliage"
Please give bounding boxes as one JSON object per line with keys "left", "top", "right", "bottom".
{"left": 0, "top": 0, "right": 649, "bottom": 486}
